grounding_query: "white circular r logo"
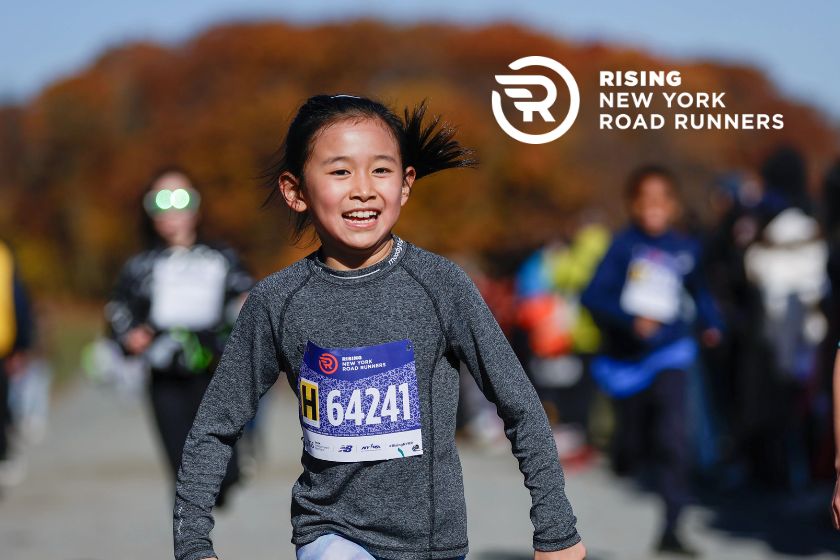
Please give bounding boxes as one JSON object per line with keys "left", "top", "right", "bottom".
{"left": 492, "top": 56, "right": 580, "bottom": 144}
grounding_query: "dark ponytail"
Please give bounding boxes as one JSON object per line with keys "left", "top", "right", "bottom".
{"left": 402, "top": 101, "right": 478, "bottom": 180}
{"left": 262, "top": 94, "right": 477, "bottom": 243}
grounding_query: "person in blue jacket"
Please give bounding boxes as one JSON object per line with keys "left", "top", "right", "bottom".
{"left": 581, "top": 164, "right": 722, "bottom": 557}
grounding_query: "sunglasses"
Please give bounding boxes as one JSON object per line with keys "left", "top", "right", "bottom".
{"left": 144, "top": 186, "right": 201, "bottom": 215}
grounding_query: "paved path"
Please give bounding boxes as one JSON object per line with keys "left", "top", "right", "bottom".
{"left": 1, "top": 381, "right": 838, "bottom": 560}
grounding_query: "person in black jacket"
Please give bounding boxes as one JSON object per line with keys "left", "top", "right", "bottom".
{"left": 105, "top": 166, "right": 252, "bottom": 507}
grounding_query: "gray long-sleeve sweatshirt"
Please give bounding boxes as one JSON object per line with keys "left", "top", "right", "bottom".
{"left": 174, "top": 235, "right": 580, "bottom": 560}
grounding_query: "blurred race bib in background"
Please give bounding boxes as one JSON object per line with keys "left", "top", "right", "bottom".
{"left": 150, "top": 247, "right": 227, "bottom": 330}
{"left": 620, "top": 249, "right": 681, "bottom": 323}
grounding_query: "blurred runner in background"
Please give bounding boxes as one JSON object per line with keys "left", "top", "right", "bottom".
{"left": 702, "top": 147, "right": 830, "bottom": 492}
{"left": 0, "top": 239, "right": 35, "bottom": 492}
{"left": 742, "top": 147, "right": 826, "bottom": 490}
{"left": 582, "top": 165, "right": 723, "bottom": 557}
{"left": 105, "top": 167, "right": 253, "bottom": 507}
{"left": 701, "top": 170, "right": 764, "bottom": 487}
{"left": 515, "top": 221, "right": 609, "bottom": 466}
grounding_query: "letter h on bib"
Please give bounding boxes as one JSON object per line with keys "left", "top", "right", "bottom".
{"left": 300, "top": 379, "right": 320, "bottom": 426}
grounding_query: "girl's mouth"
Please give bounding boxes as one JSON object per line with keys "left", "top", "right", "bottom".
{"left": 342, "top": 209, "right": 380, "bottom": 228}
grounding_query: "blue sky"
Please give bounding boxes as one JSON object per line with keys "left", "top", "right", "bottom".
{"left": 2, "top": 1, "right": 838, "bottom": 120}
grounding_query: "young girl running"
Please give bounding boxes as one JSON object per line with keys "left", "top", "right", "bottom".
{"left": 173, "top": 94, "right": 585, "bottom": 560}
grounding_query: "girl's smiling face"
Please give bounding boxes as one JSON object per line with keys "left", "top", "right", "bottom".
{"left": 280, "top": 117, "right": 415, "bottom": 268}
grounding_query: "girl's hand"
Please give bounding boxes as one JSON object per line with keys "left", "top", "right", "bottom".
{"left": 633, "top": 316, "right": 661, "bottom": 339}
{"left": 124, "top": 324, "right": 154, "bottom": 355}
{"left": 535, "top": 541, "right": 586, "bottom": 559}
{"left": 4, "top": 350, "right": 28, "bottom": 377}
{"left": 832, "top": 474, "right": 840, "bottom": 530}
{"left": 701, "top": 328, "right": 722, "bottom": 348}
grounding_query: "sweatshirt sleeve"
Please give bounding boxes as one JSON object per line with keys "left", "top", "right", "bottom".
{"left": 105, "top": 255, "right": 150, "bottom": 349}
{"left": 446, "top": 265, "right": 581, "bottom": 552}
{"left": 173, "top": 290, "right": 282, "bottom": 560}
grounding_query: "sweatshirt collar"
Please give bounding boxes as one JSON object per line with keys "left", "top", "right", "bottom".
{"left": 308, "top": 234, "right": 407, "bottom": 283}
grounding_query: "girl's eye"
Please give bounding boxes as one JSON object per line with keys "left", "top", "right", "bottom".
{"left": 330, "top": 169, "right": 350, "bottom": 176}
{"left": 373, "top": 168, "right": 392, "bottom": 175}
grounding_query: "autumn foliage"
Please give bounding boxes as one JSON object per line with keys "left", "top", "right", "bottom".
{"left": 0, "top": 20, "right": 837, "bottom": 297}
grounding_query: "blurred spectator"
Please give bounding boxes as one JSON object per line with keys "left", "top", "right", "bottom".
{"left": 742, "top": 148, "right": 827, "bottom": 490}
{"left": 747, "top": 150, "right": 826, "bottom": 374}
{"left": 104, "top": 166, "right": 253, "bottom": 508}
{"left": 703, "top": 148, "right": 834, "bottom": 494}
{"left": 582, "top": 165, "right": 723, "bottom": 556}
{"left": 701, "top": 170, "right": 766, "bottom": 484}
{"left": 515, "top": 222, "right": 609, "bottom": 463}
{"left": 0, "top": 239, "right": 35, "bottom": 490}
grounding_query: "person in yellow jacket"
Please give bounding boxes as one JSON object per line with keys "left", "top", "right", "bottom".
{"left": 0, "top": 240, "right": 34, "bottom": 485}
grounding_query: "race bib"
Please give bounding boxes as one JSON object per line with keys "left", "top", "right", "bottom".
{"left": 298, "top": 340, "right": 423, "bottom": 462}
{"left": 150, "top": 247, "right": 228, "bottom": 330}
{"left": 620, "top": 249, "right": 682, "bottom": 323}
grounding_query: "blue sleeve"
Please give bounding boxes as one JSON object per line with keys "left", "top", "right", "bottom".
{"left": 580, "top": 237, "right": 634, "bottom": 332}
{"left": 684, "top": 243, "right": 724, "bottom": 332}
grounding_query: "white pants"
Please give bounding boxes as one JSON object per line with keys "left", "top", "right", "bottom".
{"left": 296, "top": 534, "right": 376, "bottom": 560}
{"left": 295, "top": 533, "right": 467, "bottom": 560}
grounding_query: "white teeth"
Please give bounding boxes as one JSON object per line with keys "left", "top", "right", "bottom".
{"left": 345, "top": 210, "right": 378, "bottom": 219}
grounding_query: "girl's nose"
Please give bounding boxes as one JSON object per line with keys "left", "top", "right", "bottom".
{"left": 350, "top": 177, "right": 377, "bottom": 201}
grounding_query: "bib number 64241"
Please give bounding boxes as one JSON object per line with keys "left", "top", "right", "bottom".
{"left": 327, "top": 383, "right": 411, "bottom": 426}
